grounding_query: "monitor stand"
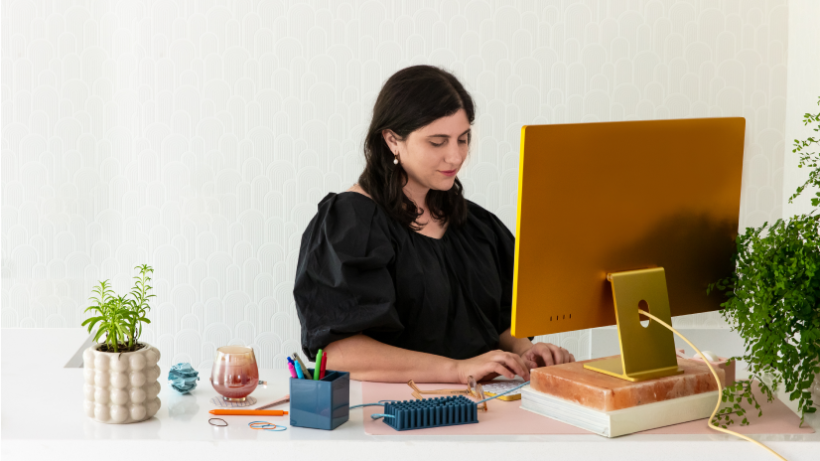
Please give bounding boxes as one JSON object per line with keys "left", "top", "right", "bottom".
{"left": 583, "top": 267, "right": 683, "bottom": 382}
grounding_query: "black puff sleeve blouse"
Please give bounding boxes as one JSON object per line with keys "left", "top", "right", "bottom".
{"left": 293, "top": 192, "right": 516, "bottom": 361}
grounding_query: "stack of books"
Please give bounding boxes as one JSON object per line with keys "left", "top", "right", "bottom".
{"left": 521, "top": 356, "right": 723, "bottom": 437}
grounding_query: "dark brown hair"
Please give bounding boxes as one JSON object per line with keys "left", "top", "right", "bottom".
{"left": 358, "top": 65, "right": 475, "bottom": 230}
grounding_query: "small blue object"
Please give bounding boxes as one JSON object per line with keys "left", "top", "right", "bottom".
{"left": 168, "top": 363, "right": 200, "bottom": 394}
{"left": 380, "top": 396, "right": 479, "bottom": 431}
{"left": 290, "top": 369, "right": 349, "bottom": 430}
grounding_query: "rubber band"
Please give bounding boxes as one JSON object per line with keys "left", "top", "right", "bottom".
{"left": 208, "top": 418, "right": 228, "bottom": 427}
{"left": 266, "top": 424, "right": 287, "bottom": 431}
{"left": 249, "top": 420, "right": 274, "bottom": 429}
{"left": 248, "top": 420, "right": 287, "bottom": 431}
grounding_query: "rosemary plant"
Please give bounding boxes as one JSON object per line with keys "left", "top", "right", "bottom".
{"left": 82, "top": 265, "right": 155, "bottom": 353}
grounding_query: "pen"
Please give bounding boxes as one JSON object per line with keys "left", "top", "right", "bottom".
{"left": 209, "top": 409, "right": 288, "bottom": 416}
{"left": 314, "top": 349, "right": 323, "bottom": 380}
{"left": 319, "top": 351, "right": 327, "bottom": 379}
{"left": 287, "top": 358, "right": 298, "bottom": 379}
{"left": 292, "top": 352, "right": 312, "bottom": 380}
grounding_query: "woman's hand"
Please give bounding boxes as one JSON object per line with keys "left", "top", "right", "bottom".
{"left": 519, "top": 342, "right": 575, "bottom": 370}
{"left": 453, "top": 349, "right": 530, "bottom": 383}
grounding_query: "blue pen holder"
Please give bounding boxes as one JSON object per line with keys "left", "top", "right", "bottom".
{"left": 289, "top": 369, "right": 350, "bottom": 430}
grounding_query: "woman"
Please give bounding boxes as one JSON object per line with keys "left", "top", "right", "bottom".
{"left": 293, "top": 65, "right": 574, "bottom": 383}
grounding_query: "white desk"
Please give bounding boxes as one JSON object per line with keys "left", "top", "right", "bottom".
{"left": 2, "top": 329, "right": 818, "bottom": 461}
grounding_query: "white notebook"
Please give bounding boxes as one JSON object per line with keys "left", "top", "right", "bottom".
{"left": 520, "top": 385, "right": 718, "bottom": 437}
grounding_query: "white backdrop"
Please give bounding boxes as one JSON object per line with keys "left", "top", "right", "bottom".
{"left": 1, "top": 0, "right": 789, "bottom": 371}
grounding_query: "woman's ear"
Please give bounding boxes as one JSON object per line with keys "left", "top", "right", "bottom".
{"left": 381, "top": 129, "right": 399, "bottom": 154}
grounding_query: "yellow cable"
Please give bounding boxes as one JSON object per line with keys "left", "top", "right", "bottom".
{"left": 637, "top": 309, "right": 787, "bottom": 461}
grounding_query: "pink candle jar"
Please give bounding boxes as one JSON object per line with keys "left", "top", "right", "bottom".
{"left": 210, "top": 346, "right": 259, "bottom": 402}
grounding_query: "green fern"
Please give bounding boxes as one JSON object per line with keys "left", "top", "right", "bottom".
{"left": 709, "top": 96, "right": 820, "bottom": 427}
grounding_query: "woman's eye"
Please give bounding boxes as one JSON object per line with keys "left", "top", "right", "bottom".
{"left": 431, "top": 141, "right": 444, "bottom": 147}
{"left": 458, "top": 139, "right": 468, "bottom": 145}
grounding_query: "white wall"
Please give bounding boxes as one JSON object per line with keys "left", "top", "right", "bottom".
{"left": 1, "top": 0, "right": 789, "bottom": 371}
{"left": 783, "top": 0, "right": 820, "bottom": 217}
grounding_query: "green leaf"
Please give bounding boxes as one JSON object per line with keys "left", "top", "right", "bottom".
{"left": 93, "top": 328, "right": 106, "bottom": 343}
{"left": 83, "top": 265, "right": 154, "bottom": 347}
{"left": 82, "top": 317, "right": 103, "bottom": 332}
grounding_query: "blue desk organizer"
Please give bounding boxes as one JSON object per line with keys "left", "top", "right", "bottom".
{"left": 382, "top": 396, "right": 479, "bottom": 431}
{"left": 289, "top": 369, "right": 349, "bottom": 430}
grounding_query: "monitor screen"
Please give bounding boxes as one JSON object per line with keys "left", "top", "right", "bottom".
{"left": 511, "top": 118, "right": 746, "bottom": 338}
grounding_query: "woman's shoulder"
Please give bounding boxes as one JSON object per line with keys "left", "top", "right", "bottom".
{"left": 316, "top": 188, "right": 380, "bottom": 223}
{"left": 464, "top": 200, "right": 500, "bottom": 226}
{"left": 465, "top": 199, "right": 491, "bottom": 219}
{"left": 462, "top": 200, "right": 514, "bottom": 242}
{"left": 310, "top": 186, "right": 391, "bottom": 236}
{"left": 300, "top": 188, "right": 393, "bottom": 259}
{"left": 345, "top": 183, "right": 372, "bottom": 199}
{"left": 316, "top": 184, "right": 376, "bottom": 211}
{"left": 316, "top": 184, "right": 371, "bottom": 208}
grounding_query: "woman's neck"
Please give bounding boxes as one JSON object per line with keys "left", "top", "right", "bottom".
{"left": 403, "top": 179, "right": 430, "bottom": 213}
{"left": 403, "top": 178, "right": 446, "bottom": 237}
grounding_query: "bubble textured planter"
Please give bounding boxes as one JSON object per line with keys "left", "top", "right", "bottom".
{"left": 83, "top": 343, "right": 162, "bottom": 424}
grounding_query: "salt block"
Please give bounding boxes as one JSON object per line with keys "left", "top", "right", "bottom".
{"left": 530, "top": 356, "right": 724, "bottom": 412}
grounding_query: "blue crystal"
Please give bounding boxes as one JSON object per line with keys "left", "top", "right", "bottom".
{"left": 168, "top": 362, "right": 200, "bottom": 394}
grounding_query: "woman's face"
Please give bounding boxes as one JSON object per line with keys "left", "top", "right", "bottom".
{"left": 384, "top": 108, "right": 471, "bottom": 194}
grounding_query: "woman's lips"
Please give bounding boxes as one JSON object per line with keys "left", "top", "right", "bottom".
{"left": 440, "top": 170, "right": 457, "bottom": 177}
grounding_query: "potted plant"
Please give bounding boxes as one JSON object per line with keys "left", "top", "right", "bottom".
{"left": 709, "top": 97, "right": 820, "bottom": 428}
{"left": 81, "top": 264, "right": 162, "bottom": 424}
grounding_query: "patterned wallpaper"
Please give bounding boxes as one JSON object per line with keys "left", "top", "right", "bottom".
{"left": 1, "top": 0, "right": 788, "bottom": 370}
{"left": 782, "top": 0, "right": 819, "bottom": 218}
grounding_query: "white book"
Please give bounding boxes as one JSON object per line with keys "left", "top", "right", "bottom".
{"left": 521, "top": 385, "right": 718, "bottom": 437}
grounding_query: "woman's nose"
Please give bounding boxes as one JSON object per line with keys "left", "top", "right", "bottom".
{"left": 444, "top": 142, "right": 462, "bottom": 165}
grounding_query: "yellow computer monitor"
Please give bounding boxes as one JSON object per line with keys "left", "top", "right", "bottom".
{"left": 511, "top": 118, "right": 746, "bottom": 339}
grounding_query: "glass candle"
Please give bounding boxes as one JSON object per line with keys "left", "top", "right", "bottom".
{"left": 210, "top": 346, "right": 259, "bottom": 401}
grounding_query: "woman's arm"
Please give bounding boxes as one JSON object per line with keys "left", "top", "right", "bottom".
{"left": 498, "top": 328, "right": 575, "bottom": 369}
{"left": 498, "top": 328, "right": 534, "bottom": 355}
{"left": 324, "top": 333, "right": 530, "bottom": 383}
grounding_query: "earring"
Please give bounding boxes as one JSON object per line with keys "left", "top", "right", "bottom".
{"left": 393, "top": 152, "right": 399, "bottom": 165}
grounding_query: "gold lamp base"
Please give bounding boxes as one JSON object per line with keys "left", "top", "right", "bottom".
{"left": 584, "top": 267, "right": 682, "bottom": 382}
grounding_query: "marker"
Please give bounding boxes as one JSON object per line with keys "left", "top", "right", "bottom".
{"left": 292, "top": 352, "right": 312, "bottom": 380}
{"left": 293, "top": 359, "right": 305, "bottom": 379}
{"left": 314, "top": 349, "right": 323, "bottom": 380}
{"left": 319, "top": 351, "right": 327, "bottom": 379}
{"left": 287, "top": 358, "right": 298, "bottom": 379}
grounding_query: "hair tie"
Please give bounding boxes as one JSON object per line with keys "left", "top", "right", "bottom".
{"left": 208, "top": 418, "right": 228, "bottom": 427}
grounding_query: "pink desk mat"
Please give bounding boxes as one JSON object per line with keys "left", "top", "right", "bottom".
{"left": 361, "top": 380, "right": 815, "bottom": 436}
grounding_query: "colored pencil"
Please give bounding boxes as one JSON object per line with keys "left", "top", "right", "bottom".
{"left": 255, "top": 395, "right": 290, "bottom": 410}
